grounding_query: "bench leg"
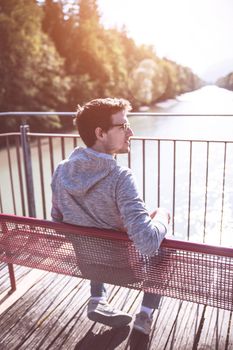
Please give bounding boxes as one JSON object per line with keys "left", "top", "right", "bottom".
{"left": 7, "top": 263, "right": 16, "bottom": 292}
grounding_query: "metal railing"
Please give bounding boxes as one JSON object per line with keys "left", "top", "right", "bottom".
{"left": 1, "top": 112, "right": 233, "bottom": 246}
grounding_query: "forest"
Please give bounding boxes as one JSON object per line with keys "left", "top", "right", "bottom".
{"left": 0, "top": 0, "right": 206, "bottom": 132}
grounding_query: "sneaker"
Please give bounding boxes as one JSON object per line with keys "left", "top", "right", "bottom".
{"left": 133, "top": 311, "right": 153, "bottom": 335}
{"left": 87, "top": 299, "right": 132, "bottom": 327}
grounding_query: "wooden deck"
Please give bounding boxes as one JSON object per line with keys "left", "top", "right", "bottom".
{"left": 0, "top": 263, "right": 232, "bottom": 350}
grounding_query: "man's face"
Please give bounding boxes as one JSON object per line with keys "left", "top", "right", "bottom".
{"left": 102, "top": 110, "right": 134, "bottom": 155}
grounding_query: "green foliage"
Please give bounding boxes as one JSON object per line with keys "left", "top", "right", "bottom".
{"left": 159, "top": 58, "right": 204, "bottom": 100}
{"left": 0, "top": 0, "right": 70, "bottom": 131}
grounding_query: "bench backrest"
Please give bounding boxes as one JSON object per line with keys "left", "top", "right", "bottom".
{"left": 0, "top": 213, "right": 232, "bottom": 311}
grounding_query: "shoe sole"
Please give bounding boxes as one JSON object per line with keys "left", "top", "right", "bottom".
{"left": 88, "top": 311, "right": 132, "bottom": 327}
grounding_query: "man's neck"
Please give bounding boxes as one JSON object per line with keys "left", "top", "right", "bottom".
{"left": 90, "top": 145, "right": 115, "bottom": 157}
{"left": 91, "top": 144, "right": 115, "bottom": 157}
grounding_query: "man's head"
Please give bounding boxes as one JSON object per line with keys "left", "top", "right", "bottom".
{"left": 75, "top": 98, "right": 133, "bottom": 155}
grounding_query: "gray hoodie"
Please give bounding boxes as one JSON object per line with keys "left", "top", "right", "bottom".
{"left": 51, "top": 147, "right": 168, "bottom": 256}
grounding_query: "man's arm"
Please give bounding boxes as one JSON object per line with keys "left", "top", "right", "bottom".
{"left": 116, "top": 169, "right": 170, "bottom": 256}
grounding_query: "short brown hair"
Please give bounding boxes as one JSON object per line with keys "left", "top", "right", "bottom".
{"left": 75, "top": 98, "right": 132, "bottom": 147}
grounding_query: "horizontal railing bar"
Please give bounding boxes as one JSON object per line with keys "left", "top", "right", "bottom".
{"left": 28, "top": 132, "right": 79, "bottom": 138}
{"left": 1, "top": 112, "right": 233, "bottom": 117}
{"left": 28, "top": 132, "right": 233, "bottom": 143}
{"left": 0, "top": 112, "right": 75, "bottom": 117}
{"left": 28, "top": 133, "right": 233, "bottom": 142}
{"left": 0, "top": 132, "right": 21, "bottom": 137}
{"left": 130, "top": 113, "right": 233, "bottom": 117}
{"left": 131, "top": 137, "right": 233, "bottom": 143}
{"left": 1, "top": 131, "right": 232, "bottom": 144}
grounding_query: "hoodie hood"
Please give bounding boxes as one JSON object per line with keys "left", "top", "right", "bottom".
{"left": 58, "top": 147, "right": 117, "bottom": 196}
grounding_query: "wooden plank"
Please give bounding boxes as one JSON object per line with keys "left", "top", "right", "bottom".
{"left": 16, "top": 276, "right": 89, "bottom": 350}
{"left": 74, "top": 324, "right": 131, "bottom": 350}
{"left": 0, "top": 264, "right": 33, "bottom": 294}
{"left": 0, "top": 272, "right": 71, "bottom": 349}
{"left": 0, "top": 268, "right": 49, "bottom": 315}
{"left": 164, "top": 300, "right": 204, "bottom": 349}
{"left": 147, "top": 297, "right": 183, "bottom": 349}
{"left": 197, "top": 306, "right": 232, "bottom": 349}
{"left": 227, "top": 313, "right": 233, "bottom": 349}
{"left": 19, "top": 277, "right": 93, "bottom": 350}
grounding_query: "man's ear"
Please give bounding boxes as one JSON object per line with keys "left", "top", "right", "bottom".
{"left": 95, "top": 127, "right": 105, "bottom": 140}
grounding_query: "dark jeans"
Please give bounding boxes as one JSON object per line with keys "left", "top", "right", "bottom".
{"left": 90, "top": 281, "right": 161, "bottom": 309}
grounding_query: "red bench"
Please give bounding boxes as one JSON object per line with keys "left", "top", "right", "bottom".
{"left": 0, "top": 213, "right": 232, "bottom": 311}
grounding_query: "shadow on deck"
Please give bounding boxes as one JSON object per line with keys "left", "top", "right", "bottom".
{"left": 0, "top": 263, "right": 232, "bottom": 350}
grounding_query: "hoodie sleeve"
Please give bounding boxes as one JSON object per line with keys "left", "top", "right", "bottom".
{"left": 51, "top": 166, "right": 63, "bottom": 222}
{"left": 116, "top": 168, "right": 168, "bottom": 256}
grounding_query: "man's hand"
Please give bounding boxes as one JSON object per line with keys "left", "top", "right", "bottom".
{"left": 150, "top": 207, "right": 171, "bottom": 224}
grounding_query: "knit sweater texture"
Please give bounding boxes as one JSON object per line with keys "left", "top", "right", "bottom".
{"left": 51, "top": 147, "right": 168, "bottom": 256}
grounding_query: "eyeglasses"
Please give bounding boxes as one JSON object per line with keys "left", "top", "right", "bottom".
{"left": 110, "top": 122, "right": 131, "bottom": 132}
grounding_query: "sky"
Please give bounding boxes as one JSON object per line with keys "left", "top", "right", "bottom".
{"left": 98, "top": 0, "right": 233, "bottom": 82}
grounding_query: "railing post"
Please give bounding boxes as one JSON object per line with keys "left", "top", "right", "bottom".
{"left": 20, "top": 124, "right": 36, "bottom": 217}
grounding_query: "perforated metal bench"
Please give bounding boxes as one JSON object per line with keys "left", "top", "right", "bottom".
{"left": 0, "top": 213, "right": 232, "bottom": 311}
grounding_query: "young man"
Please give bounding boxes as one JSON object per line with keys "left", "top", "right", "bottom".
{"left": 51, "top": 98, "right": 170, "bottom": 335}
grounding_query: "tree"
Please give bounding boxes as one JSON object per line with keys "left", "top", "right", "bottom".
{"left": 41, "top": 0, "right": 112, "bottom": 106}
{"left": 216, "top": 73, "right": 233, "bottom": 91}
{"left": 129, "top": 58, "right": 167, "bottom": 105}
{"left": 0, "top": 0, "right": 70, "bottom": 131}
